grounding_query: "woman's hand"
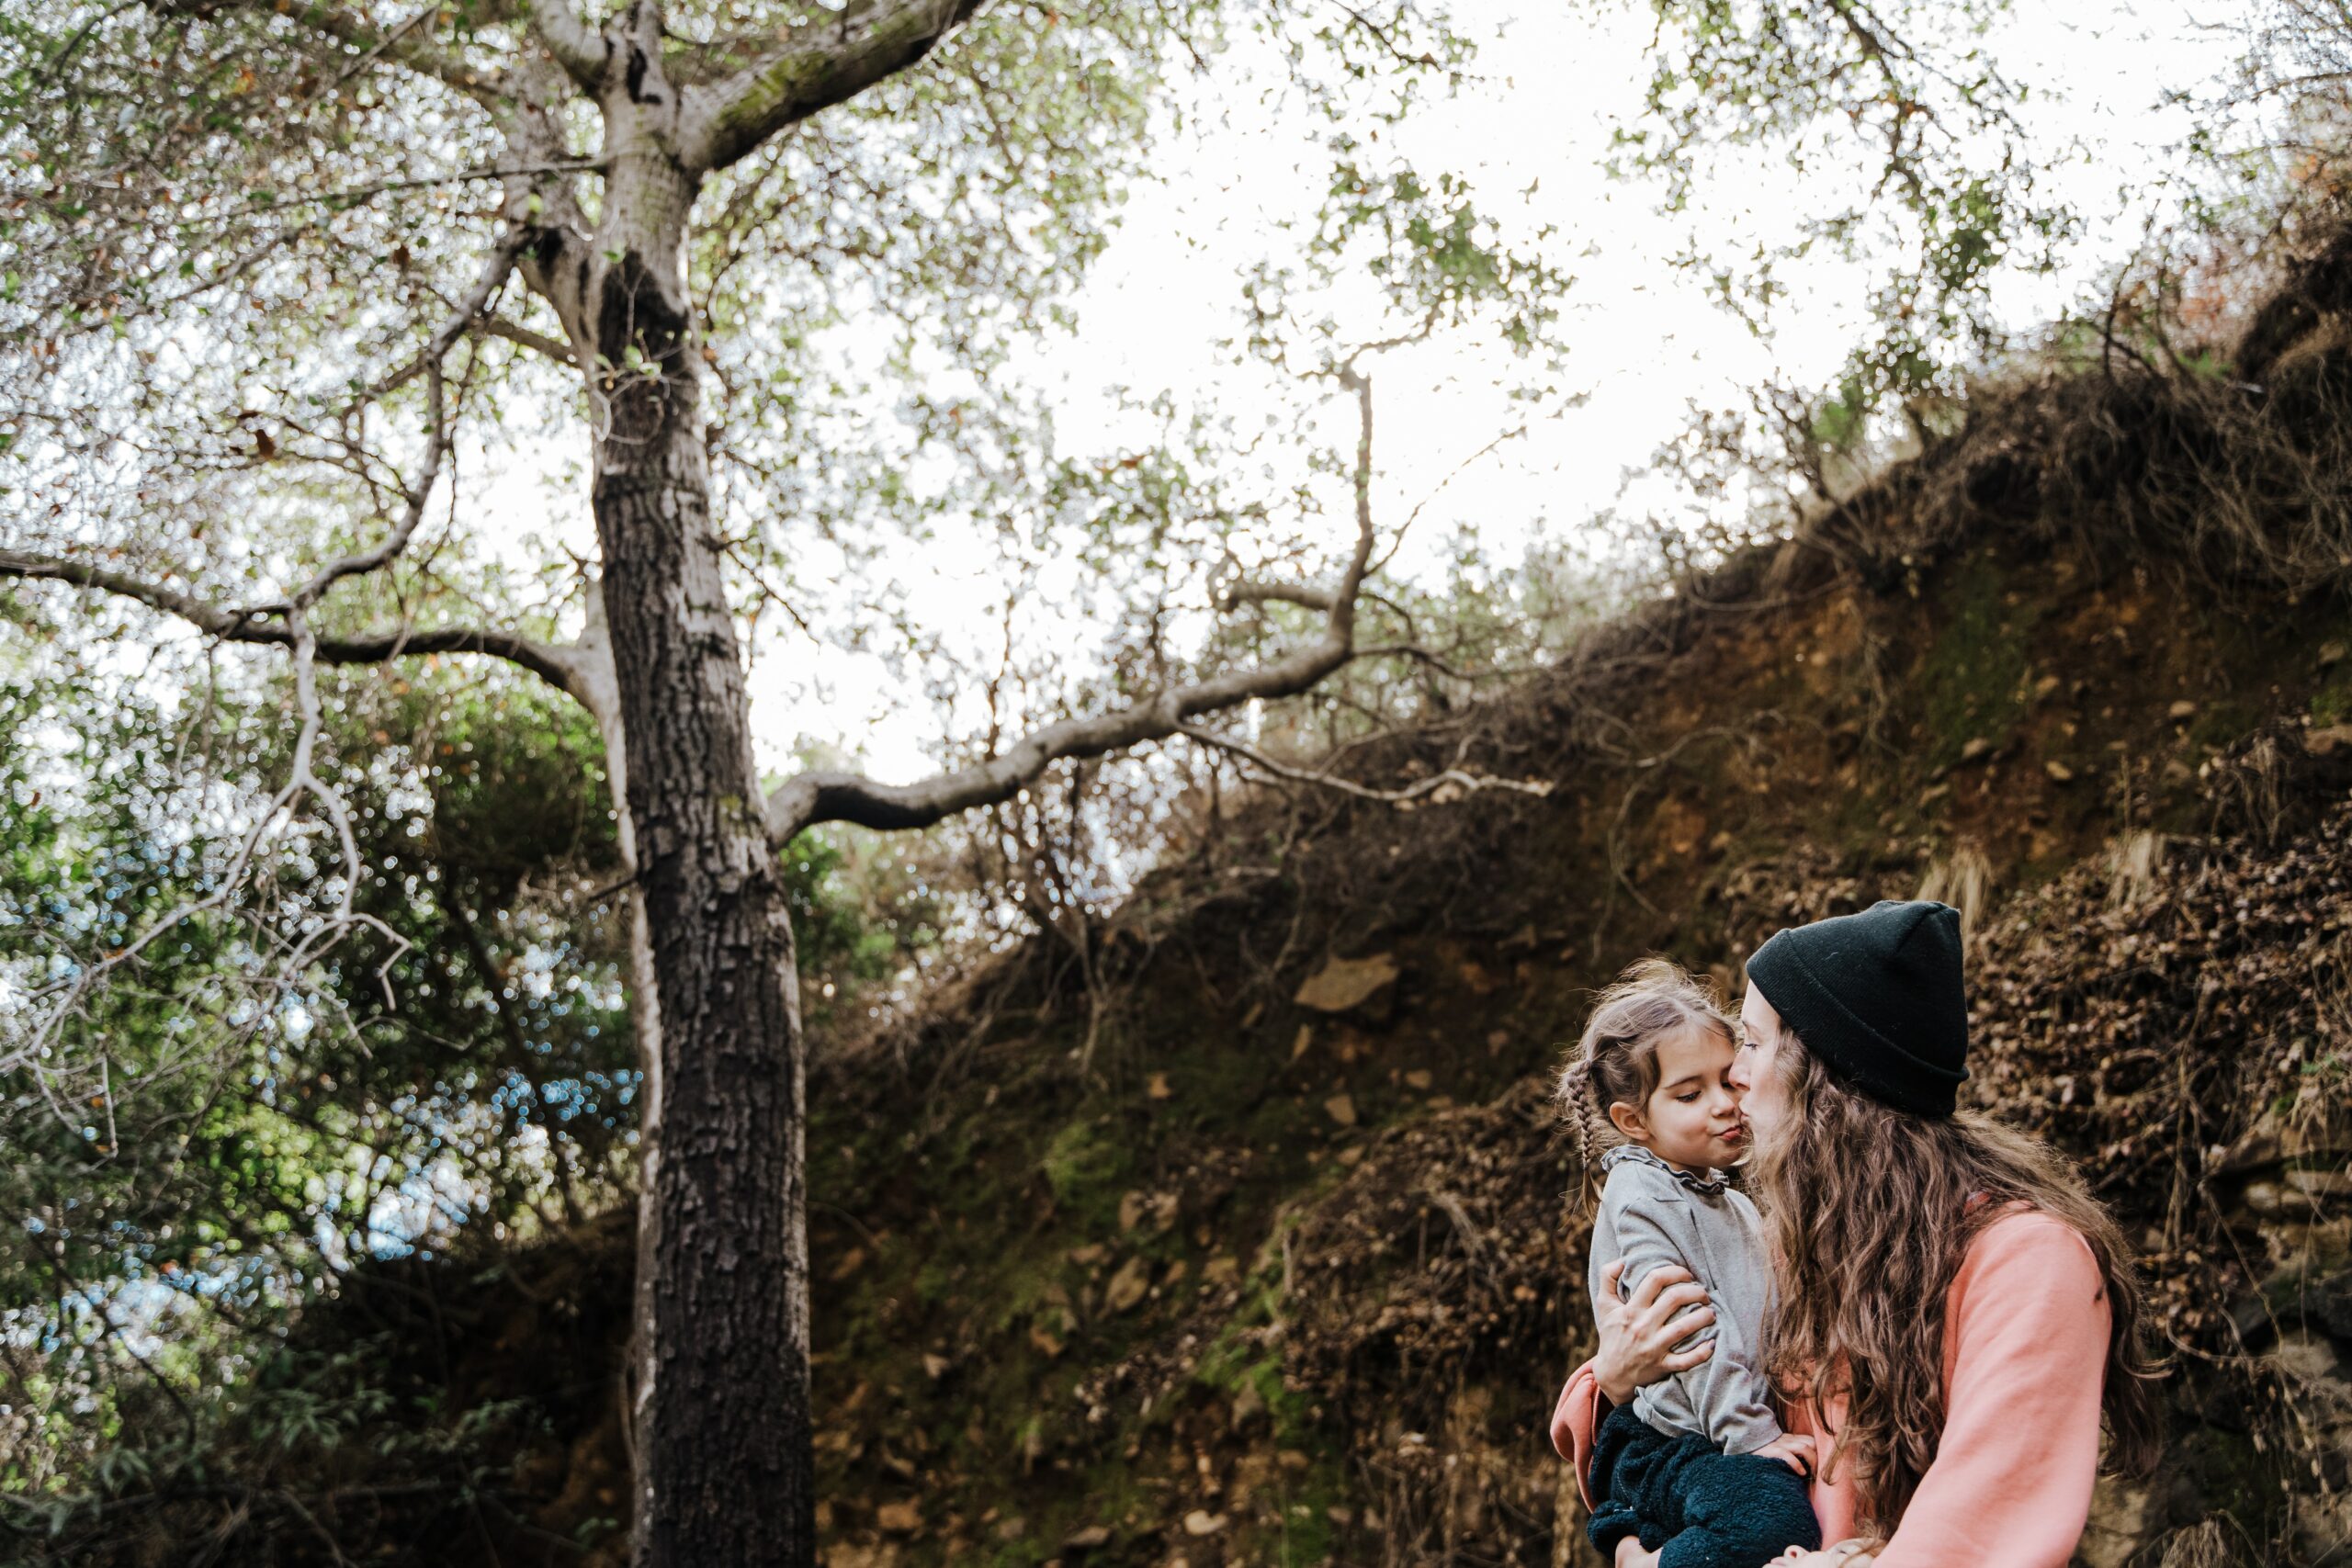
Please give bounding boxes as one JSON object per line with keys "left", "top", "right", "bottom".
{"left": 1769, "top": 1540, "right": 1878, "bottom": 1567}
{"left": 1590, "top": 1259, "right": 1715, "bottom": 1405}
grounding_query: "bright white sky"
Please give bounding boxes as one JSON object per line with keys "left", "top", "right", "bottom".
{"left": 574, "top": 1, "right": 2250, "bottom": 785}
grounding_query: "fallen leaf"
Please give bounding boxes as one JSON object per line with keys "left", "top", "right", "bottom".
{"left": 1294, "top": 953, "right": 1398, "bottom": 1012}
{"left": 1323, "top": 1092, "right": 1358, "bottom": 1127}
{"left": 1103, "top": 1256, "right": 1151, "bottom": 1314}
{"left": 876, "top": 1501, "right": 921, "bottom": 1533}
{"left": 1182, "top": 1510, "right": 1227, "bottom": 1536}
{"left": 1147, "top": 1072, "right": 1172, "bottom": 1100}
{"left": 1402, "top": 1069, "right": 1433, "bottom": 1090}
{"left": 2308, "top": 725, "right": 2352, "bottom": 756}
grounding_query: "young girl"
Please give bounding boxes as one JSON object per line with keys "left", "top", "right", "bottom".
{"left": 1557, "top": 960, "right": 1821, "bottom": 1568}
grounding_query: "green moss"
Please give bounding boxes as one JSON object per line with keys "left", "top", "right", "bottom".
{"left": 1038, "top": 1115, "right": 1133, "bottom": 1233}
{"left": 1916, "top": 553, "right": 2041, "bottom": 771}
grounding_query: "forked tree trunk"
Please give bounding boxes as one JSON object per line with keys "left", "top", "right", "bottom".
{"left": 582, "top": 104, "right": 815, "bottom": 1568}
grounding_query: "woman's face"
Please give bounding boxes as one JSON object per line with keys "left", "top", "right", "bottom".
{"left": 1732, "top": 983, "right": 1790, "bottom": 1145}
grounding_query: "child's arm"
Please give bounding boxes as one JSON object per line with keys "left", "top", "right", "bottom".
{"left": 1603, "top": 1172, "right": 1783, "bottom": 1454}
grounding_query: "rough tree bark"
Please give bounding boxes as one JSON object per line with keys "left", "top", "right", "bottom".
{"left": 2, "top": 7, "right": 1455, "bottom": 1564}
{"left": 556, "top": 11, "right": 813, "bottom": 1562}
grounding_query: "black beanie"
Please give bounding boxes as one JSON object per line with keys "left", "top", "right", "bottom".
{"left": 1745, "top": 899, "right": 1970, "bottom": 1118}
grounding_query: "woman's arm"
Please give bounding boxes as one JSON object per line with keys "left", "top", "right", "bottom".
{"left": 1594, "top": 1258, "right": 1718, "bottom": 1403}
{"left": 1867, "top": 1213, "right": 2113, "bottom": 1568}
{"left": 1550, "top": 1259, "right": 1717, "bottom": 1505}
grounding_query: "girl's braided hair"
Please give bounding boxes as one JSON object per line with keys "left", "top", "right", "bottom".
{"left": 1555, "top": 957, "right": 1735, "bottom": 1208}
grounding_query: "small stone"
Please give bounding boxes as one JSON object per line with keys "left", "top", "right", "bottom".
{"left": 922, "top": 1352, "right": 951, "bottom": 1380}
{"left": 1182, "top": 1510, "right": 1227, "bottom": 1537}
{"left": 1064, "top": 1525, "right": 1112, "bottom": 1550}
{"left": 1068, "top": 1243, "right": 1104, "bottom": 1266}
{"left": 1323, "top": 1093, "right": 1358, "bottom": 1127}
{"left": 1276, "top": 1449, "right": 1310, "bottom": 1471}
{"left": 2323, "top": 640, "right": 2347, "bottom": 667}
{"left": 1103, "top": 1256, "right": 1152, "bottom": 1314}
{"left": 1147, "top": 1072, "right": 1172, "bottom": 1100}
{"left": 1229, "top": 1380, "right": 1266, "bottom": 1431}
{"left": 1202, "top": 1255, "right": 1239, "bottom": 1285}
{"left": 1486, "top": 1030, "right": 1510, "bottom": 1050}
{"left": 995, "top": 1517, "right": 1028, "bottom": 1541}
{"left": 877, "top": 1501, "right": 922, "bottom": 1534}
{"left": 1960, "top": 737, "right": 1993, "bottom": 762}
{"left": 1402, "top": 1069, "right": 1433, "bottom": 1090}
{"left": 2167, "top": 699, "right": 2197, "bottom": 720}
{"left": 1294, "top": 953, "right": 1399, "bottom": 1012}
{"left": 2044, "top": 761, "right": 2075, "bottom": 783}
{"left": 1335, "top": 1145, "right": 1364, "bottom": 1167}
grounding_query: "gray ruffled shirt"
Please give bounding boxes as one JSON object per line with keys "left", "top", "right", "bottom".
{"left": 1586, "top": 1145, "right": 1782, "bottom": 1453}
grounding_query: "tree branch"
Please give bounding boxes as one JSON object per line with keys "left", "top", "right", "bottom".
{"left": 524, "top": 0, "right": 605, "bottom": 88}
{"left": 765, "top": 366, "right": 1383, "bottom": 840}
{"left": 1177, "top": 723, "right": 1551, "bottom": 805}
{"left": 0, "top": 550, "right": 590, "bottom": 701}
{"left": 682, "top": 0, "right": 989, "bottom": 173}
{"left": 1216, "top": 579, "right": 1337, "bottom": 613}
{"left": 222, "top": 0, "right": 512, "bottom": 106}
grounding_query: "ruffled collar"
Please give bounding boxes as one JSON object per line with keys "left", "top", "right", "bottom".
{"left": 1600, "top": 1142, "right": 1730, "bottom": 1197}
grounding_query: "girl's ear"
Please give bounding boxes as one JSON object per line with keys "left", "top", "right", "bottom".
{"left": 1606, "top": 1099, "right": 1647, "bottom": 1142}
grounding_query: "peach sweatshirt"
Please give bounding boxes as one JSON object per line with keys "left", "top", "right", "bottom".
{"left": 1549, "top": 1210, "right": 2113, "bottom": 1567}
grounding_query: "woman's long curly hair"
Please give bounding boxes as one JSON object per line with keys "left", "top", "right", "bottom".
{"left": 1747, "top": 1031, "right": 2165, "bottom": 1531}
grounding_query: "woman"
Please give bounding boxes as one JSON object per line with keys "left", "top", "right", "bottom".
{"left": 1550, "top": 900, "right": 2161, "bottom": 1567}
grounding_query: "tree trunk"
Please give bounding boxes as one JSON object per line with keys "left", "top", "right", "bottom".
{"left": 585, "top": 110, "right": 815, "bottom": 1568}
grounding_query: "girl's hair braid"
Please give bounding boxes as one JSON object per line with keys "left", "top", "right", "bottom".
{"left": 1554, "top": 957, "right": 1733, "bottom": 1210}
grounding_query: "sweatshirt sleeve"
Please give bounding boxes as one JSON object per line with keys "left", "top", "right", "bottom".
{"left": 1871, "top": 1213, "right": 2112, "bottom": 1568}
{"left": 1602, "top": 1172, "right": 1783, "bottom": 1454}
{"left": 1549, "top": 1360, "right": 1606, "bottom": 1509}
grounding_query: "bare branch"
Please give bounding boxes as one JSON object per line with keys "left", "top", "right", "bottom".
{"left": 1177, "top": 723, "right": 1552, "bottom": 805}
{"left": 0, "top": 549, "right": 590, "bottom": 700}
{"left": 481, "top": 313, "right": 580, "bottom": 367}
{"left": 1216, "top": 578, "right": 1337, "bottom": 613}
{"left": 683, "top": 0, "right": 989, "bottom": 174}
{"left": 766, "top": 366, "right": 1384, "bottom": 840}
{"left": 359, "top": 223, "right": 533, "bottom": 405}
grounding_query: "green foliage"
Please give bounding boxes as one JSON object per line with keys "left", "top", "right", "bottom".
{"left": 1606, "top": 0, "right": 2075, "bottom": 431}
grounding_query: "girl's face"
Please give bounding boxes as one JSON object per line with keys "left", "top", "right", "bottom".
{"left": 1731, "top": 983, "right": 1789, "bottom": 1144}
{"left": 1607, "top": 1023, "right": 1747, "bottom": 1171}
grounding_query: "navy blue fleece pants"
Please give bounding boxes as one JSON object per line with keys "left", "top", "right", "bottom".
{"left": 1585, "top": 1404, "right": 1821, "bottom": 1568}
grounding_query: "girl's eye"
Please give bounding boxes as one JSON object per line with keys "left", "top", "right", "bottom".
{"left": 1676, "top": 1092, "right": 1700, "bottom": 1103}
